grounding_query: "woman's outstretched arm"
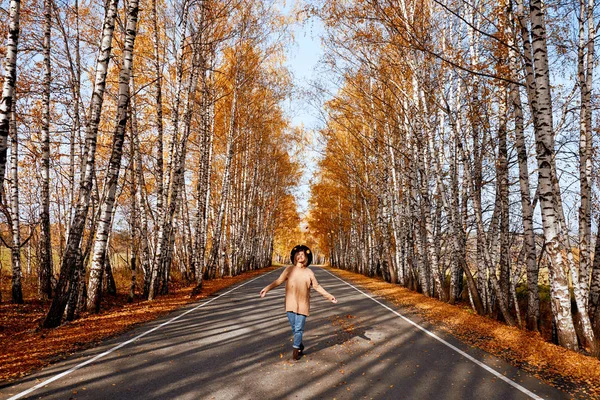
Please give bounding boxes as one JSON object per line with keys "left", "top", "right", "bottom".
{"left": 309, "top": 270, "right": 337, "bottom": 303}
{"left": 260, "top": 266, "right": 291, "bottom": 297}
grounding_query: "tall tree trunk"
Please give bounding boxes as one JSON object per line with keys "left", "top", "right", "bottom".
{"left": 147, "top": 1, "right": 193, "bottom": 300}
{"left": 448, "top": 134, "right": 463, "bottom": 305}
{"left": 208, "top": 80, "right": 238, "bottom": 279}
{"left": 9, "top": 104, "right": 22, "bottom": 304}
{"left": 87, "top": 0, "right": 140, "bottom": 313}
{"left": 418, "top": 133, "right": 444, "bottom": 300}
{"left": 53, "top": 0, "right": 83, "bottom": 226}
{"left": 506, "top": 2, "right": 540, "bottom": 331}
{"left": 577, "top": 0, "right": 594, "bottom": 302}
{"left": 455, "top": 127, "right": 516, "bottom": 326}
{"left": 590, "top": 225, "right": 600, "bottom": 340}
{"left": 131, "top": 95, "right": 151, "bottom": 298}
{"left": 149, "top": 30, "right": 201, "bottom": 300}
{"left": 39, "top": 0, "right": 53, "bottom": 300}
{"left": 497, "top": 90, "right": 511, "bottom": 311}
{"left": 128, "top": 109, "right": 139, "bottom": 302}
{"left": 525, "top": 0, "right": 578, "bottom": 349}
{"left": 507, "top": 8, "right": 539, "bottom": 330}
{"left": 0, "top": 0, "right": 21, "bottom": 190}
{"left": 44, "top": 0, "right": 120, "bottom": 328}
{"left": 70, "top": 0, "right": 83, "bottom": 226}
{"left": 442, "top": 101, "right": 486, "bottom": 314}
{"left": 151, "top": 0, "right": 164, "bottom": 219}
{"left": 576, "top": 0, "right": 596, "bottom": 354}
{"left": 192, "top": 35, "right": 212, "bottom": 293}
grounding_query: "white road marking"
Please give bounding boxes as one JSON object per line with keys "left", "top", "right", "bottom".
{"left": 7, "top": 269, "right": 279, "bottom": 400}
{"left": 321, "top": 268, "right": 545, "bottom": 400}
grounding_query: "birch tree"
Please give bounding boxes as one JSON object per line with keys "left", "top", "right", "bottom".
{"left": 87, "top": 0, "right": 140, "bottom": 312}
{"left": 44, "top": 0, "right": 120, "bottom": 327}
{"left": 38, "top": 0, "right": 53, "bottom": 300}
{"left": 0, "top": 0, "right": 22, "bottom": 190}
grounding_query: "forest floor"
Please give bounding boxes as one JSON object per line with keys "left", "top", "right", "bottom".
{"left": 1, "top": 265, "right": 600, "bottom": 398}
{"left": 328, "top": 267, "right": 600, "bottom": 399}
{"left": 0, "top": 266, "right": 279, "bottom": 384}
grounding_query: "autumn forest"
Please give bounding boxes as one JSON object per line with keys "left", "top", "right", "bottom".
{"left": 1, "top": 0, "right": 600, "bottom": 368}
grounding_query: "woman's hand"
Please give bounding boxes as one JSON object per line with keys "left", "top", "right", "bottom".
{"left": 259, "top": 288, "right": 267, "bottom": 298}
{"left": 330, "top": 296, "right": 338, "bottom": 304}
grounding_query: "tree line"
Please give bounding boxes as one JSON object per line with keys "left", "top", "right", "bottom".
{"left": 308, "top": 0, "right": 600, "bottom": 356}
{"left": 0, "top": 0, "right": 301, "bottom": 328}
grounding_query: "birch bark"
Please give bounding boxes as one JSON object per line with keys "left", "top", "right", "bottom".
{"left": 207, "top": 78, "right": 238, "bottom": 279}
{"left": 39, "top": 0, "right": 53, "bottom": 300}
{"left": 131, "top": 99, "right": 151, "bottom": 297}
{"left": 507, "top": 6, "right": 539, "bottom": 330}
{"left": 0, "top": 0, "right": 21, "bottom": 190}
{"left": 576, "top": 0, "right": 596, "bottom": 353}
{"left": 87, "top": 0, "right": 139, "bottom": 312}
{"left": 523, "top": 0, "right": 578, "bottom": 349}
{"left": 456, "top": 129, "right": 516, "bottom": 326}
{"left": 9, "top": 105, "right": 22, "bottom": 304}
{"left": 149, "top": 30, "right": 201, "bottom": 299}
{"left": 590, "top": 227, "right": 600, "bottom": 338}
{"left": 151, "top": 0, "right": 165, "bottom": 218}
{"left": 577, "top": 0, "right": 594, "bottom": 300}
{"left": 497, "top": 90, "right": 511, "bottom": 307}
{"left": 128, "top": 106, "right": 138, "bottom": 302}
{"left": 44, "top": 0, "right": 120, "bottom": 327}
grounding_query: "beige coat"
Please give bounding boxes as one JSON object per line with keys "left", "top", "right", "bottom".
{"left": 266, "top": 265, "right": 334, "bottom": 316}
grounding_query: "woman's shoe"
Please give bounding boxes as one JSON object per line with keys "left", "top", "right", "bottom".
{"left": 292, "top": 348, "right": 301, "bottom": 360}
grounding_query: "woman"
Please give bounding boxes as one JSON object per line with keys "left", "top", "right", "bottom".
{"left": 260, "top": 245, "right": 338, "bottom": 360}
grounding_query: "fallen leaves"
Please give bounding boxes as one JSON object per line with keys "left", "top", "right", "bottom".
{"left": 0, "top": 266, "right": 279, "bottom": 383}
{"left": 325, "top": 266, "right": 600, "bottom": 398}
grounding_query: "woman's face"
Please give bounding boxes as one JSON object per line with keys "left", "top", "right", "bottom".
{"left": 295, "top": 251, "right": 307, "bottom": 265}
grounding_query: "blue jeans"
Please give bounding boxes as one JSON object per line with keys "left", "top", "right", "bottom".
{"left": 287, "top": 312, "right": 307, "bottom": 349}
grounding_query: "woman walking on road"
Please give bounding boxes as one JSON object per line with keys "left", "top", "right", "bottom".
{"left": 260, "top": 245, "right": 338, "bottom": 360}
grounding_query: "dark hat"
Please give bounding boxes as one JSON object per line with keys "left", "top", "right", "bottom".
{"left": 290, "top": 245, "right": 313, "bottom": 266}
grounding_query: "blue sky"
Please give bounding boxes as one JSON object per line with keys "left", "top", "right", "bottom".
{"left": 282, "top": 9, "right": 327, "bottom": 220}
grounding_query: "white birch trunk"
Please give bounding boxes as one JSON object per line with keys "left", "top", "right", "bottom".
{"left": 149, "top": 31, "right": 201, "bottom": 299}
{"left": 207, "top": 80, "right": 238, "bottom": 279}
{"left": 151, "top": 0, "right": 165, "bottom": 219}
{"left": 9, "top": 105, "right": 22, "bottom": 304}
{"left": 131, "top": 105, "right": 151, "bottom": 295}
{"left": 39, "top": 0, "right": 53, "bottom": 300}
{"left": 526, "top": 0, "right": 578, "bottom": 349}
{"left": 576, "top": 0, "right": 597, "bottom": 354}
{"left": 0, "top": 0, "right": 21, "bottom": 190}
{"left": 507, "top": 7, "right": 539, "bottom": 330}
{"left": 590, "top": 228, "right": 600, "bottom": 340}
{"left": 456, "top": 129, "right": 516, "bottom": 326}
{"left": 44, "top": 0, "right": 120, "bottom": 327}
{"left": 87, "top": 0, "right": 140, "bottom": 312}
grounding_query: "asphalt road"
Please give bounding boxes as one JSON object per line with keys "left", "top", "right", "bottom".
{"left": 1, "top": 267, "right": 569, "bottom": 400}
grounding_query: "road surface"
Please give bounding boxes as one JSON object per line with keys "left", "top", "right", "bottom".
{"left": 0, "top": 267, "right": 569, "bottom": 399}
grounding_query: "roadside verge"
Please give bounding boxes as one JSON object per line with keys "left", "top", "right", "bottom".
{"left": 0, "top": 266, "right": 279, "bottom": 384}
{"left": 323, "top": 266, "right": 600, "bottom": 399}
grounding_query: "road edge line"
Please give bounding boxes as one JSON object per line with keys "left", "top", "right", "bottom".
{"left": 321, "top": 267, "right": 544, "bottom": 400}
{"left": 7, "top": 268, "right": 280, "bottom": 400}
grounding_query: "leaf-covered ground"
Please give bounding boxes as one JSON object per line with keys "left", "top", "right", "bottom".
{"left": 325, "top": 267, "right": 600, "bottom": 399}
{"left": 0, "top": 266, "right": 278, "bottom": 383}
{"left": 2, "top": 265, "right": 600, "bottom": 399}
